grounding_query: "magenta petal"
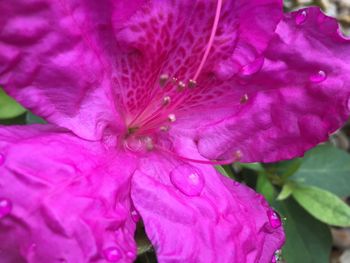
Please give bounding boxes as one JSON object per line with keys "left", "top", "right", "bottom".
{"left": 131, "top": 153, "right": 285, "bottom": 263}
{"left": 112, "top": 0, "right": 282, "bottom": 122}
{"left": 0, "top": 125, "right": 137, "bottom": 263}
{"left": 197, "top": 7, "right": 350, "bottom": 162}
{"left": 0, "top": 1, "right": 129, "bottom": 140}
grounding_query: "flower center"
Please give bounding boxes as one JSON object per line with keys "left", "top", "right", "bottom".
{"left": 123, "top": 0, "right": 224, "bottom": 154}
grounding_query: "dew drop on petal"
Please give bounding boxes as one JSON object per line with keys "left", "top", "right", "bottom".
{"left": 267, "top": 209, "right": 282, "bottom": 229}
{"left": 295, "top": 10, "right": 307, "bottom": 25}
{"left": 170, "top": 164, "right": 205, "bottom": 197}
{"left": 0, "top": 153, "right": 4, "bottom": 165}
{"left": 126, "top": 251, "right": 134, "bottom": 258}
{"left": 309, "top": 70, "right": 327, "bottom": 83}
{"left": 131, "top": 209, "right": 140, "bottom": 222}
{"left": 0, "top": 198, "right": 12, "bottom": 219}
{"left": 103, "top": 247, "right": 121, "bottom": 262}
{"left": 240, "top": 57, "right": 264, "bottom": 76}
{"left": 346, "top": 96, "right": 350, "bottom": 111}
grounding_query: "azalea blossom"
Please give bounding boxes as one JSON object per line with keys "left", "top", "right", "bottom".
{"left": 0, "top": 0, "right": 350, "bottom": 262}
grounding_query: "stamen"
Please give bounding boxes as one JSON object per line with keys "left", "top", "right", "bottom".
{"left": 177, "top": 81, "right": 186, "bottom": 91}
{"left": 192, "top": 0, "right": 223, "bottom": 81}
{"left": 159, "top": 74, "right": 169, "bottom": 87}
{"left": 234, "top": 150, "right": 242, "bottom": 161}
{"left": 160, "top": 126, "right": 170, "bottom": 132}
{"left": 162, "top": 96, "right": 171, "bottom": 106}
{"left": 144, "top": 137, "right": 154, "bottom": 150}
{"left": 240, "top": 94, "right": 249, "bottom": 104}
{"left": 127, "top": 127, "right": 139, "bottom": 135}
{"left": 188, "top": 79, "right": 197, "bottom": 88}
{"left": 168, "top": 113, "right": 176, "bottom": 122}
{"left": 171, "top": 77, "right": 178, "bottom": 83}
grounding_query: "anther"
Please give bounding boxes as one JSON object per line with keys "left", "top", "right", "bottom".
{"left": 159, "top": 74, "right": 169, "bottom": 87}
{"left": 162, "top": 96, "right": 171, "bottom": 106}
{"left": 234, "top": 150, "right": 242, "bottom": 161}
{"left": 168, "top": 114, "right": 176, "bottom": 122}
{"left": 188, "top": 79, "right": 197, "bottom": 88}
{"left": 160, "top": 126, "right": 170, "bottom": 132}
{"left": 171, "top": 77, "right": 178, "bottom": 83}
{"left": 144, "top": 137, "right": 154, "bottom": 151}
{"left": 240, "top": 94, "right": 249, "bottom": 104}
{"left": 177, "top": 81, "right": 186, "bottom": 91}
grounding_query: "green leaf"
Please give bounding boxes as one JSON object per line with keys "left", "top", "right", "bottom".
{"left": 238, "top": 162, "right": 264, "bottom": 172}
{"left": 277, "top": 182, "right": 294, "bottom": 201}
{"left": 26, "top": 112, "right": 46, "bottom": 124}
{"left": 215, "top": 165, "right": 235, "bottom": 179}
{"left": 0, "top": 88, "right": 26, "bottom": 119}
{"left": 265, "top": 158, "right": 302, "bottom": 182}
{"left": 275, "top": 198, "right": 332, "bottom": 263}
{"left": 291, "top": 144, "right": 350, "bottom": 197}
{"left": 256, "top": 173, "right": 276, "bottom": 203}
{"left": 292, "top": 184, "right": 350, "bottom": 227}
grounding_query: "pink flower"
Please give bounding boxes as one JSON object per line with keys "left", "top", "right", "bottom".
{"left": 0, "top": 0, "right": 349, "bottom": 262}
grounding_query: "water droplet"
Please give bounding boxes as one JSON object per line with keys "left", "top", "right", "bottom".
{"left": 240, "top": 57, "right": 264, "bottom": 76}
{"left": 170, "top": 164, "right": 205, "bottom": 197}
{"left": 0, "top": 154, "right": 4, "bottom": 165}
{"left": 346, "top": 97, "right": 350, "bottom": 111}
{"left": 103, "top": 247, "right": 121, "bottom": 262}
{"left": 233, "top": 181, "right": 240, "bottom": 186}
{"left": 126, "top": 251, "right": 134, "bottom": 258}
{"left": 309, "top": 70, "right": 327, "bottom": 83}
{"left": 0, "top": 198, "right": 12, "bottom": 219}
{"left": 131, "top": 209, "right": 140, "bottom": 222}
{"left": 272, "top": 249, "right": 282, "bottom": 262}
{"left": 256, "top": 194, "right": 269, "bottom": 208}
{"left": 267, "top": 209, "right": 282, "bottom": 229}
{"left": 295, "top": 10, "right": 307, "bottom": 25}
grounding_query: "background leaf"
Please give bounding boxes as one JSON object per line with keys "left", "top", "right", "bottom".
{"left": 291, "top": 144, "right": 350, "bottom": 197}
{"left": 0, "top": 88, "right": 26, "bottom": 119}
{"left": 26, "top": 112, "right": 46, "bottom": 124}
{"left": 275, "top": 198, "right": 332, "bottom": 263}
{"left": 256, "top": 172, "right": 276, "bottom": 203}
{"left": 292, "top": 184, "right": 350, "bottom": 227}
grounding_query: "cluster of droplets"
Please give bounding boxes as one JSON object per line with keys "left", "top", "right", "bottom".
{"left": 295, "top": 9, "right": 328, "bottom": 84}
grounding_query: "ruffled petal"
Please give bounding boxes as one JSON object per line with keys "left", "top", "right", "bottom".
{"left": 131, "top": 149, "right": 284, "bottom": 262}
{"left": 0, "top": 0, "right": 283, "bottom": 139}
{"left": 0, "top": 0, "right": 134, "bottom": 140}
{"left": 112, "top": 0, "right": 282, "bottom": 125}
{"left": 0, "top": 125, "right": 137, "bottom": 263}
{"left": 197, "top": 7, "right": 350, "bottom": 162}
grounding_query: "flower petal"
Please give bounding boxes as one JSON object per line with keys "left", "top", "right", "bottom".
{"left": 197, "top": 7, "right": 350, "bottom": 162}
{"left": 0, "top": 0, "right": 136, "bottom": 139}
{"left": 0, "top": 125, "right": 137, "bottom": 262}
{"left": 113, "top": 0, "right": 282, "bottom": 123}
{"left": 131, "top": 152, "right": 285, "bottom": 263}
